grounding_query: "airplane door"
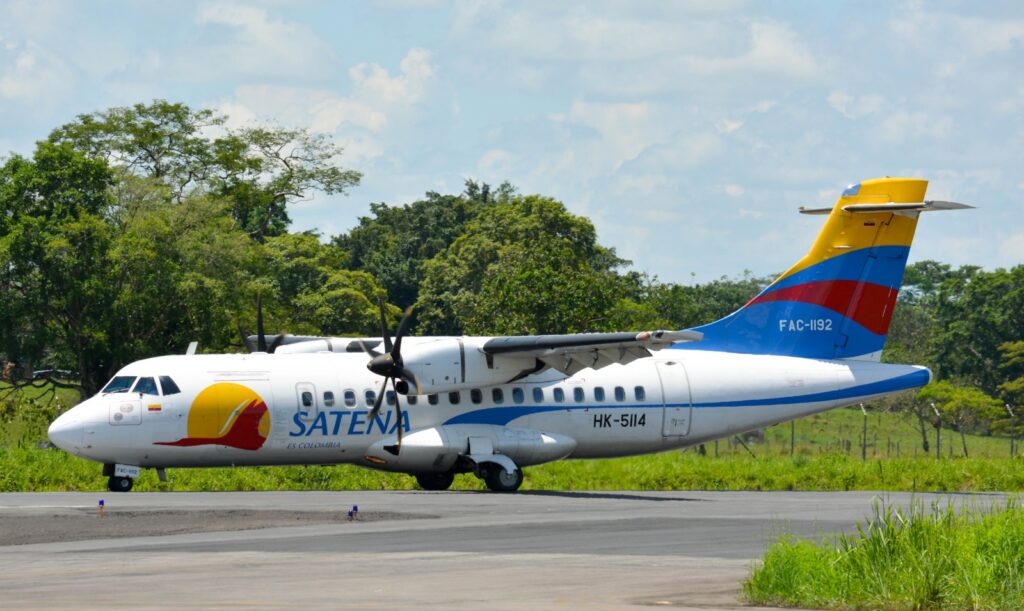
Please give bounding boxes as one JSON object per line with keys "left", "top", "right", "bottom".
{"left": 656, "top": 360, "right": 692, "bottom": 437}
{"left": 295, "top": 382, "right": 318, "bottom": 420}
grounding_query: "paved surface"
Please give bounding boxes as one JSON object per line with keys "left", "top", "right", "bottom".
{"left": 0, "top": 490, "right": 1008, "bottom": 609}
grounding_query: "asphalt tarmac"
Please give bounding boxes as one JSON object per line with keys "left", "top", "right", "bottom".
{"left": 0, "top": 490, "right": 1008, "bottom": 610}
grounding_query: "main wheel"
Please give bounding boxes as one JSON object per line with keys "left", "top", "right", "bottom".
{"left": 483, "top": 465, "right": 523, "bottom": 492}
{"left": 107, "top": 475, "right": 133, "bottom": 492}
{"left": 415, "top": 472, "right": 455, "bottom": 491}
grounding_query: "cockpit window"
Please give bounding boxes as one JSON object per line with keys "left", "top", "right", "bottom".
{"left": 102, "top": 376, "right": 137, "bottom": 394}
{"left": 159, "top": 376, "right": 181, "bottom": 395}
{"left": 132, "top": 377, "right": 159, "bottom": 395}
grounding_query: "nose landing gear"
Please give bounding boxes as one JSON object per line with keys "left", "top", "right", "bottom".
{"left": 102, "top": 463, "right": 138, "bottom": 492}
{"left": 107, "top": 475, "right": 133, "bottom": 492}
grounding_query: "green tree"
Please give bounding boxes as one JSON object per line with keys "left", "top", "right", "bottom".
{"left": 48, "top": 100, "right": 361, "bottom": 240}
{"left": 262, "top": 233, "right": 390, "bottom": 336}
{"left": 335, "top": 180, "right": 514, "bottom": 308}
{"left": 0, "top": 142, "right": 117, "bottom": 396}
{"left": 931, "top": 266, "right": 1024, "bottom": 393}
{"left": 918, "top": 381, "right": 1003, "bottom": 457}
{"left": 416, "top": 194, "right": 633, "bottom": 335}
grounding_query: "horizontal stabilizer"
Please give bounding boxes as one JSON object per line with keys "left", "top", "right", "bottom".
{"left": 801, "top": 200, "right": 974, "bottom": 215}
{"left": 842, "top": 200, "right": 974, "bottom": 214}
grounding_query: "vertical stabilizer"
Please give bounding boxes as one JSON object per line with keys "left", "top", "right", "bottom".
{"left": 676, "top": 177, "right": 951, "bottom": 361}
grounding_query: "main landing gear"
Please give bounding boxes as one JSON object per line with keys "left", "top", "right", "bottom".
{"left": 415, "top": 472, "right": 455, "bottom": 491}
{"left": 478, "top": 463, "right": 524, "bottom": 493}
{"left": 413, "top": 461, "right": 525, "bottom": 492}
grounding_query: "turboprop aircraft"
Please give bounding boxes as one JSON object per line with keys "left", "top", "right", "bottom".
{"left": 48, "top": 177, "right": 970, "bottom": 492}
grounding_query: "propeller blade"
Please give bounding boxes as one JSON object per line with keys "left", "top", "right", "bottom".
{"left": 366, "top": 379, "right": 387, "bottom": 423}
{"left": 356, "top": 339, "right": 382, "bottom": 358}
{"left": 397, "top": 367, "right": 422, "bottom": 395}
{"left": 238, "top": 325, "right": 256, "bottom": 353}
{"left": 383, "top": 376, "right": 403, "bottom": 456}
{"left": 378, "top": 301, "right": 393, "bottom": 354}
{"left": 392, "top": 306, "right": 414, "bottom": 358}
{"left": 268, "top": 333, "right": 287, "bottom": 354}
{"left": 256, "top": 294, "right": 268, "bottom": 352}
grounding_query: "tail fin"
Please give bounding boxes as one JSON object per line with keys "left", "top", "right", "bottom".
{"left": 678, "top": 177, "right": 969, "bottom": 361}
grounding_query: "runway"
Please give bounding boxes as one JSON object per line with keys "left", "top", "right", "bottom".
{"left": 0, "top": 490, "right": 1007, "bottom": 609}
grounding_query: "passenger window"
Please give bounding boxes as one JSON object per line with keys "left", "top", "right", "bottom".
{"left": 512, "top": 388, "right": 524, "bottom": 404}
{"left": 344, "top": 390, "right": 357, "bottom": 407}
{"left": 428, "top": 394, "right": 439, "bottom": 405}
{"left": 158, "top": 376, "right": 181, "bottom": 395}
{"left": 492, "top": 388, "right": 504, "bottom": 404}
{"left": 102, "top": 376, "right": 136, "bottom": 394}
{"left": 407, "top": 395, "right": 418, "bottom": 405}
{"left": 323, "top": 391, "right": 335, "bottom": 407}
{"left": 533, "top": 387, "right": 544, "bottom": 403}
{"left": 573, "top": 387, "right": 584, "bottom": 402}
{"left": 365, "top": 390, "right": 376, "bottom": 407}
{"left": 614, "top": 386, "right": 626, "bottom": 402}
{"left": 471, "top": 389, "right": 483, "bottom": 404}
{"left": 133, "top": 377, "right": 159, "bottom": 395}
{"left": 553, "top": 388, "right": 565, "bottom": 403}
{"left": 386, "top": 390, "right": 396, "bottom": 406}
{"left": 449, "top": 391, "right": 461, "bottom": 405}
{"left": 594, "top": 387, "right": 605, "bottom": 402}
{"left": 634, "top": 386, "right": 646, "bottom": 401}
{"left": 301, "top": 391, "right": 313, "bottom": 407}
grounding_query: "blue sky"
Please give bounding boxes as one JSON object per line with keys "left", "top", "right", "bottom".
{"left": 1, "top": 1, "right": 1022, "bottom": 283}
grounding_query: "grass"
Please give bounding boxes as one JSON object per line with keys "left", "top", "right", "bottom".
{"left": 4, "top": 447, "right": 1024, "bottom": 493}
{"left": 744, "top": 498, "right": 1024, "bottom": 609}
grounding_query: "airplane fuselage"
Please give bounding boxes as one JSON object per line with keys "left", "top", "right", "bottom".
{"left": 50, "top": 345, "right": 929, "bottom": 474}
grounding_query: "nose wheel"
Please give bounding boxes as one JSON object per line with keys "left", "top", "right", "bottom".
{"left": 107, "top": 475, "right": 133, "bottom": 492}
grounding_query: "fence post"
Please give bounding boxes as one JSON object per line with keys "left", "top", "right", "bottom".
{"left": 931, "top": 402, "right": 941, "bottom": 460}
{"left": 1006, "top": 404, "right": 1016, "bottom": 458}
{"left": 860, "top": 403, "right": 868, "bottom": 461}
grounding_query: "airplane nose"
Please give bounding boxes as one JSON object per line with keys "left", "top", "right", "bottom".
{"left": 48, "top": 411, "right": 83, "bottom": 454}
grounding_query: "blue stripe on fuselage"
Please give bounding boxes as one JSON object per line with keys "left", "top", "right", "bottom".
{"left": 763, "top": 245, "right": 910, "bottom": 294}
{"left": 442, "top": 369, "right": 929, "bottom": 426}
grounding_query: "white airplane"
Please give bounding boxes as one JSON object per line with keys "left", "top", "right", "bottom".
{"left": 48, "top": 177, "right": 969, "bottom": 492}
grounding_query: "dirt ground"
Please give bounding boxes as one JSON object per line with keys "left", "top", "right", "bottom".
{"left": 0, "top": 508, "right": 424, "bottom": 546}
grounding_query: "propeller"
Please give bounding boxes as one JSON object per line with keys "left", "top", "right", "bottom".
{"left": 238, "top": 293, "right": 287, "bottom": 354}
{"left": 362, "top": 303, "right": 419, "bottom": 455}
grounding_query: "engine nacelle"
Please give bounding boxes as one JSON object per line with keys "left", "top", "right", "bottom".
{"left": 363, "top": 424, "right": 577, "bottom": 473}
{"left": 400, "top": 338, "right": 536, "bottom": 395}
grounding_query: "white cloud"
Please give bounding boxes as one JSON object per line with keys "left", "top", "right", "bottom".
{"left": 478, "top": 148, "right": 513, "bottom": 175}
{"left": 190, "top": 2, "right": 337, "bottom": 81}
{"left": 0, "top": 39, "right": 72, "bottom": 101}
{"left": 725, "top": 184, "right": 745, "bottom": 197}
{"left": 211, "top": 48, "right": 435, "bottom": 163}
{"left": 350, "top": 48, "right": 434, "bottom": 105}
{"left": 715, "top": 119, "right": 743, "bottom": 134}
{"left": 827, "top": 90, "right": 885, "bottom": 119}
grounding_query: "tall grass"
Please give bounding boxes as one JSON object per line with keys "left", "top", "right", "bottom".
{"left": 4, "top": 447, "right": 1024, "bottom": 493}
{"left": 744, "top": 498, "right": 1024, "bottom": 609}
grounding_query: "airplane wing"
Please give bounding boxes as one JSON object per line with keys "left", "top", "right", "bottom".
{"left": 482, "top": 330, "right": 702, "bottom": 376}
